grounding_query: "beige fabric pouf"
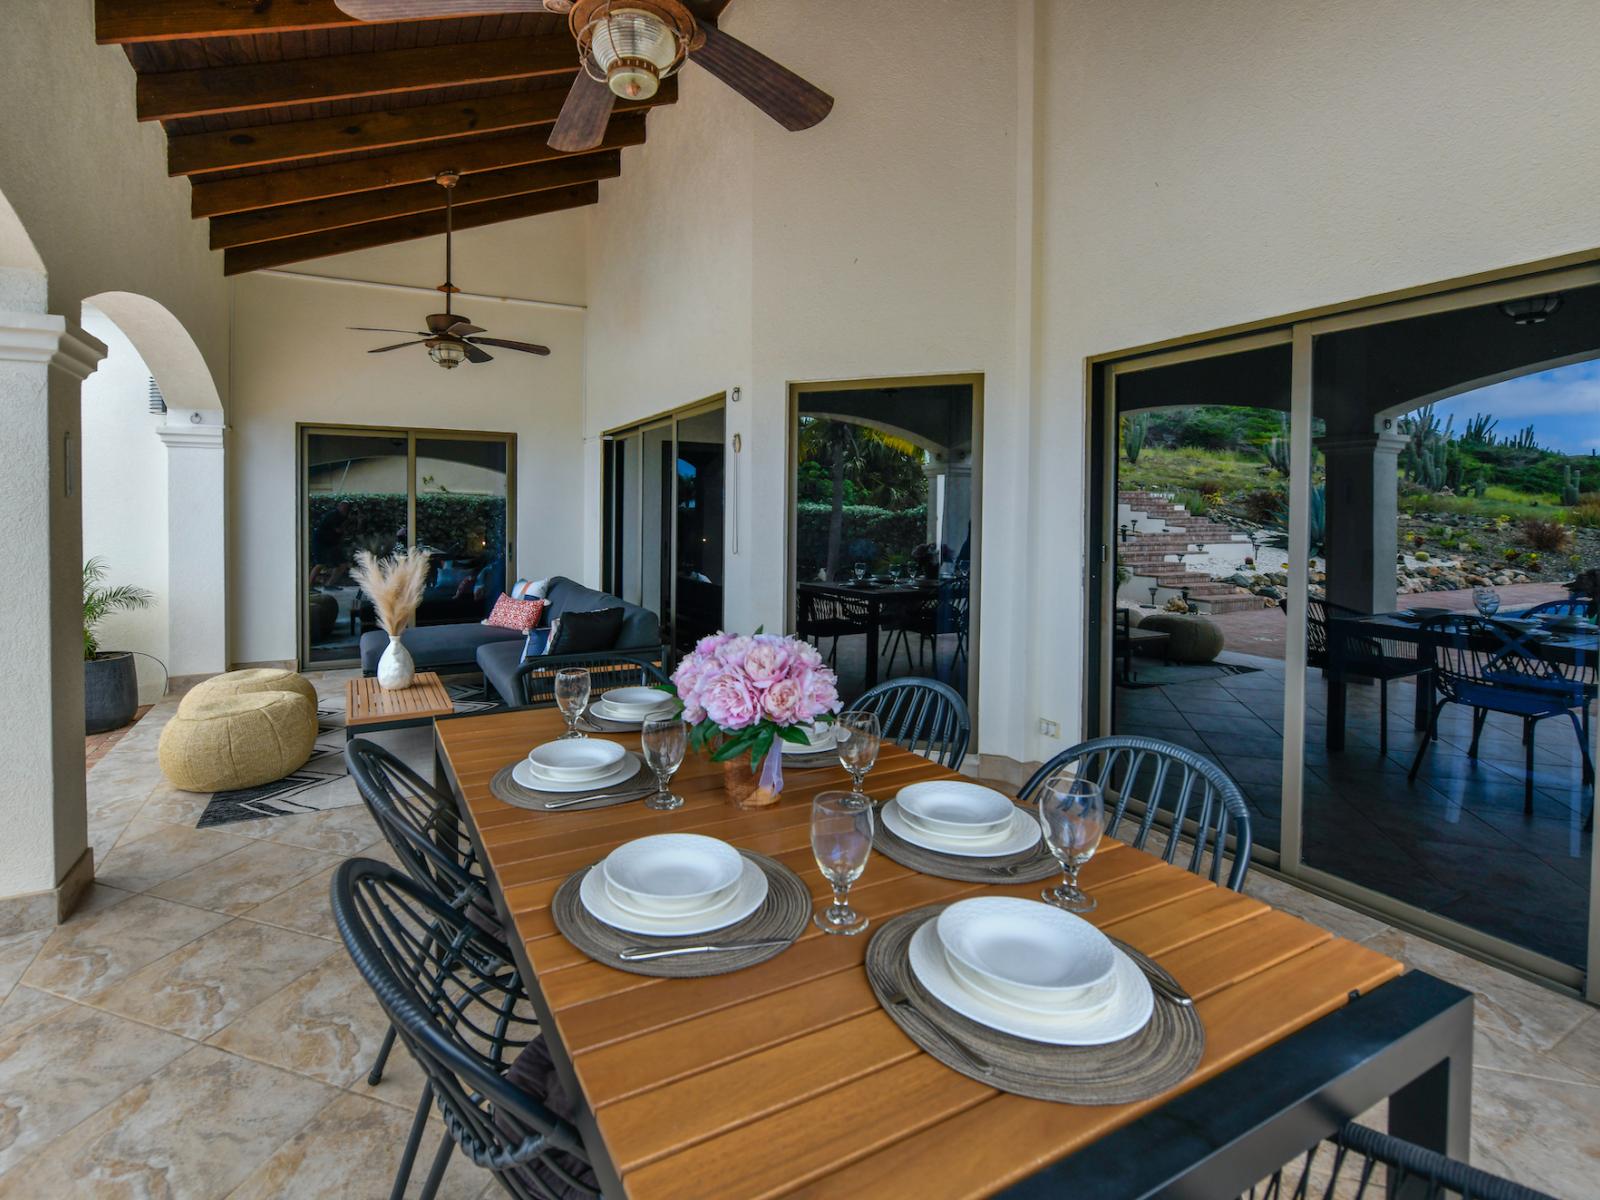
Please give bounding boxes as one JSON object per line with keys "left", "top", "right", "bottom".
{"left": 1137, "top": 613, "right": 1225, "bottom": 664}
{"left": 181, "top": 667, "right": 317, "bottom": 715}
{"left": 159, "top": 692, "right": 318, "bottom": 792}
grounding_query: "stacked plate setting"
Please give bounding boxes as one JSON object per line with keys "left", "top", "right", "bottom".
{"left": 881, "top": 781, "right": 1041, "bottom": 857}
{"left": 908, "top": 897, "right": 1153, "bottom": 1045}
{"left": 589, "top": 686, "right": 677, "bottom": 726}
{"left": 580, "top": 833, "right": 769, "bottom": 935}
{"left": 781, "top": 721, "right": 839, "bottom": 756}
{"left": 512, "top": 738, "right": 641, "bottom": 793}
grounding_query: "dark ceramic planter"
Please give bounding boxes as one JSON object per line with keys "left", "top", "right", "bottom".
{"left": 85, "top": 651, "right": 138, "bottom": 733}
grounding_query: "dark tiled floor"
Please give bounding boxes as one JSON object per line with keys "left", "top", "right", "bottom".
{"left": 1114, "top": 653, "right": 1595, "bottom": 969}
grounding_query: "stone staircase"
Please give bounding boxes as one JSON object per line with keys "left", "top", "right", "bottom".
{"left": 1116, "top": 491, "right": 1264, "bottom": 614}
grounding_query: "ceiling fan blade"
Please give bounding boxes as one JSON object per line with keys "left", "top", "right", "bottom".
{"left": 368, "top": 339, "right": 431, "bottom": 353}
{"left": 334, "top": 1, "right": 547, "bottom": 18}
{"left": 349, "top": 326, "right": 428, "bottom": 335}
{"left": 548, "top": 72, "right": 617, "bottom": 153}
{"left": 468, "top": 336, "right": 552, "bottom": 356}
{"left": 689, "top": 20, "right": 834, "bottom": 132}
{"left": 445, "top": 321, "right": 486, "bottom": 336}
{"left": 462, "top": 343, "right": 495, "bottom": 365}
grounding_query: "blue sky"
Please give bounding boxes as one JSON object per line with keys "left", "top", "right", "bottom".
{"left": 1433, "top": 359, "right": 1600, "bottom": 455}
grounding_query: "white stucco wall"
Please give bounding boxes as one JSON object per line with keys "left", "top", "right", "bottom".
{"left": 80, "top": 306, "right": 170, "bottom": 704}
{"left": 228, "top": 256, "right": 589, "bottom": 666}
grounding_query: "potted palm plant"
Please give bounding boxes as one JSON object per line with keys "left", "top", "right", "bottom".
{"left": 83, "top": 558, "right": 154, "bottom": 732}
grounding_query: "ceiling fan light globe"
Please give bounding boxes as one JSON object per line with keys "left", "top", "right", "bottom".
{"left": 588, "top": 8, "right": 679, "bottom": 75}
{"left": 429, "top": 341, "right": 468, "bottom": 370}
{"left": 606, "top": 61, "right": 659, "bottom": 100}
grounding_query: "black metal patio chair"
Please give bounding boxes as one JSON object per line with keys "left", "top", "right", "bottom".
{"left": 332, "top": 858, "right": 599, "bottom": 1200}
{"left": 796, "top": 590, "right": 868, "bottom": 667}
{"left": 1244, "top": 1120, "right": 1557, "bottom": 1199}
{"left": 512, "top": 649, "right": 671, "bottom": 708}
{"left": 1309, "top": 595, "right": 1429, "bottom": 755}
{"left": 1020, "top": 735, "right": 1253, "bottom": 891}
{"left": 852, "top": 677, "right": 970, "bottom": 770}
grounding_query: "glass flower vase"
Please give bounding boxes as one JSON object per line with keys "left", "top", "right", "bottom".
{"left": 724, "top": 739, "right": 785, "bottom": 810}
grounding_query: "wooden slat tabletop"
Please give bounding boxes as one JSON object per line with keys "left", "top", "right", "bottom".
{"left": 439, "top": 707, "right": 1403, "bottom": 1200}
{"left": 346, "top": 672, "right": 455, "bottom": 726}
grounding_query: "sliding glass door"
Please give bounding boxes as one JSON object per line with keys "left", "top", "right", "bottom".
{"left": 1090, "top": 266, "right": 1600, "bottom": 1000}
{"left": 602, "top": 399, "right": 726, "bottom": 655}
{"left": 300, "top": 425, "right": 515, "bottom": 667}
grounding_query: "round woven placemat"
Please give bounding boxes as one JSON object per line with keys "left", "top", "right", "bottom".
{"left": 865, "top": 905, "right": 1204, "bottom": 1104}
{"left": 872, "top": 804, "right": 1058, "bottom": 883}
{"left": 779, "top": 748, "right": 841, "bottom": 770}
{"left": 579, "top": 713, "right": 644, "bottom": 733}
{"left": 552, "top": 851, "right": 810, "bottom": 977}
{"left": 489, "top": 759, "right": 656, "bottom": 812}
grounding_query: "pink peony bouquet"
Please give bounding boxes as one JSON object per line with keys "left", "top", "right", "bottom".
{"left": 670, "top": 630, "right": 842, "bottom": 767}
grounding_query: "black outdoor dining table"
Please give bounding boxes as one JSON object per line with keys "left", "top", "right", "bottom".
{"left": 1324, "top": 611, "right": 1598, "bottom": 750}
{"left": 797, "top": 578, "right": 940, "bottom": 688}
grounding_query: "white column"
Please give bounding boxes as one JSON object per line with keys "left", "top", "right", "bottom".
{"left": 0, "top": 311, "right": 105, "bottom": 930}
{"left": 157, "top": 416, "right": 227, "bottom": 678}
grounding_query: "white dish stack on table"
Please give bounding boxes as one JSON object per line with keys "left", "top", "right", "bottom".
{"left": 589, "top": 685, "right": 676, "bottom": 727}
{"left": 909, "top": 897, "right": 1153, "bottom": 1045}
{"left": 781, "top": 720, "right": 840, "bottom": 756}
{"left": 580, "top": 833, "right": 769, "bottom": 935}
{"left": 881, "top": 780, "right": 1042, "bottom": 857}
{"left": 511, "top": 738, "right": 641, "bottom": 793}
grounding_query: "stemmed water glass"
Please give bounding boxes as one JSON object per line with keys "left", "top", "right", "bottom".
{"left": 811, "top": 791, "right": 874, "bottom": 935}
{"left": 853, "top": 561, "right": 868, "bottom": 584}
{"left": 1036, "top": 768, "right": 1107, "bottom": 913}
{"left": 640, "top": 716, "right": 688, "bottom": 812}
{"left": 553, "top": 668, "right": 591, "bottom": 739}
{"left": 1473, "top": 586, "right": 1501, "bottom": 620}
{"left": 835, "top": 710, "right": 881, "bottom": 797}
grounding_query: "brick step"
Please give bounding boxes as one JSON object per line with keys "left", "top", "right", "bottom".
{"left": 1200, "top": 595, "right": 1269, "bottom": 614}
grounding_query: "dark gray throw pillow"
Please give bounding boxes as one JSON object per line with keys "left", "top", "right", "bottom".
{"left": 546, "top": 607, "right": 625, "bottom": 655}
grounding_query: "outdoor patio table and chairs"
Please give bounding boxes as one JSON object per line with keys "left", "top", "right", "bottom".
{"left": 389, "top": 702, "right": 1483, "bottom": 1200}
{"left": 797, "top": 578, "right": 956, "bottom": 689}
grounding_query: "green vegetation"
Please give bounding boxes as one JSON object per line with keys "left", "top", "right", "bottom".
{"left": 83, "top": 558, "right": 154, "bottom": 660}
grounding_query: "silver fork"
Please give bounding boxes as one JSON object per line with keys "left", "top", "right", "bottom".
{"left": 539, "top": 789, "right": 651, "bottom": 810}
{"left": 883, "top": 988, "right": 994, "bottom": 1075}
{"left": 1136, "top": 961, "right": 1194, "bottom": 1007}
{"left": 617, "top": 940, "right": 793, "bottom": 961}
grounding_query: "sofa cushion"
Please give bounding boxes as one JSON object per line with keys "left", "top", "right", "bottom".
{"left": 547, "top": 607, "right": 625, "bottom": 655}
{"left": 485, "top": 594, "right": 545, "bottom": 633}
{"left": 544, "top": 576, "right": 659, "bottom": 649}
{"left": 360, "top": 623, "right": 524, "bottom": 674}
{"left": 478, "top": 640, "right": 527, "bottom": 708}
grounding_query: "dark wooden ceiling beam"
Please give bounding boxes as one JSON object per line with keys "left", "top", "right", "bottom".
{"left": 95, "top": 0, "right": 523, "bottom": 43}
{"left": 136, "top": 32, "right": 575, "bottom": 121}
{"left": 210, "top": 150, "right": 620, "bottom": 248}
{"left": 222, "top": 182, "right": 600, "bottom": 275}
{"left": 190, "top": 111, "right": 644, "bottom": 216}
{"left": 168, "top": 75, "right": 672, "bottom": 176}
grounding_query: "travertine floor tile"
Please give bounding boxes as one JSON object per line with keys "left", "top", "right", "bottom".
{"left": 94, "top": 817, "right": 254, "bottom": 894}
{"left": 243, "top": 863, "right": 342, "bottom": 941}
{"left": 137, "top": 780, "right": 213, "bottom": 827}
{"left": 148, "top": 839, "right": 344, "bottom": 915}
{"left": 0, "top": 927, "right": 51, "bottom": 998}
{"left": 21, "top": 891, "right": 229, "bottom": 1000}
{"left": 236, "top": 796, "right": 385, "bottom": 855}
{"left": 1545, "top": 1014, "right": 1600, "bottom": 1086}
{"left": 87, "top": 917, "right": 338, "bottom": 1040}
{"left": 0, "top": 986, "right": 68, "bottom": 1042}
{"left": 1469, "top": 1068, "right": 1600, "bottom": 1198}
{"left": 0, "top": 1003, "right": 190, "bottom": 1173}
{"left": 0, "top": 1044, "right": 336, "bottom": 1198}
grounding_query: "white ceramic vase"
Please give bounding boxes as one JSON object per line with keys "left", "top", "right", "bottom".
{"left": 377, "top": 634, "right": 415, "bottom": 690}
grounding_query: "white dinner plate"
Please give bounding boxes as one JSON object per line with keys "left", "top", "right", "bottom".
{"left": 935, "top": 897, "right": 1116, "bottom": 1006}
{"left": 526, "top": 738, "right": 626, "bottom": 782}
{"left": 881, "top": 799, "right": 1041, "bottom": 858}
{"left": 781, "top": 723, "right": 839, "bottom": 755}
{"left": 603, "top": 877, "right": 740, "bottom": 920}
{"left": 907, "top": 918, "right": 1152, "bottom": 1045}
{"left": 602, "top": 834, "right": 745, "bottom": 914}
{"left": 591, "top": 697, "right": 672, "bottom": 725}
{"left": 896, "top": 781, "right": 1015, "bottom": 837}
{"left": 511, "top": 752, "right": 641, "bottom": 794}
{"left": 604, "top": 686, "right": 674, "bottom": 712}
{"left": 579, "top": 854, "right": 769, "bottom": 935}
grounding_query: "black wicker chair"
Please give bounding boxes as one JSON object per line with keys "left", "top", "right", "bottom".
{"left": 852, "top": 677, "right": 971, "bottom": 770}
{"left": 1309, "top": 595, "right": 1429, "bottom": 754}
{"left": 796, "top": 590, "right": 869, "bottom": 667}
{"left": 1020, "top": 735, "right": 1253, "bottom": 891}
{"left": 511, "top": 650, "right": 671, "bottom": 708}
{"left": 332, "top": 858, "right": 601, "bottom": 1200}
{"left": 1245, "top": 1120, "right": 1557, "bottom": 1199}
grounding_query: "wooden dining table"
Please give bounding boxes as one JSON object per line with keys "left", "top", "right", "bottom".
{"left": 436, "top": 706, "right": 1474, "bottom": 1200}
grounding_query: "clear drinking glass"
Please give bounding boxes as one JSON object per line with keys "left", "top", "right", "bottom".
{"left": 835, "top": 710, "right": 881, "bottom": 796}
{"left": 640, "top": 716, "right": 688, "bottom": 812}
{"left": 1473, "top": 586, "right": 1501, "bottom": 619}
{"left": 811, "top": 791, "right": 874, "bottom": 935}
{"left": 853, "top": 561, "right": 868, "bottom": 583}
{"left": 1037, "top": 768, "right": 1107, "bottom": 913}
{"left": 553, "top": 668, "right": 591, "bottom": 739}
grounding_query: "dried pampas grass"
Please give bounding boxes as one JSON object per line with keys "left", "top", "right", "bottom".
{"left": 351, "top": 547, "right": 430, "bottom": 637}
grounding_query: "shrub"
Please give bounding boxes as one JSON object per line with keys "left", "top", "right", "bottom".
{"left": 795, "top": 502, "right": 927, "bottom": 580}
{"left": 1568, "top": 501, "right": 1600, "bottom": 529}
{"left": 1240, "top": 489, "right": 1282, "bottom": 524}
{"left": 1173, "top": 488, "right": 1214, "bottom": 517}
{"left": 1519, "top": 518, "right": 1569, "bottom": 552}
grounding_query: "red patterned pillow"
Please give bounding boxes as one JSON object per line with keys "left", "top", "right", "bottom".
{"left": 484, "top": 594, "right": 545, "bottom": 633}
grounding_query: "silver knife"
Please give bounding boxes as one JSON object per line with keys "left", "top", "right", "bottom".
{"left": 883, "top": 988, "right": 994, "bottom": 1075}
{"left": 1137, "top": 961, "right": 1194, "bottom": 1007}
{"left": 540, "top": 789, "right": 651, "bottom": 810}
{"left": 617, "top": 939, "right": 792, "bottom": 961}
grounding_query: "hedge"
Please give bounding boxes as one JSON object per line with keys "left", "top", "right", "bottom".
{"left": 309, "top": 492, "right": 506, "bottom": 557}
{"left": 796, "top": 501, "right": 927, "bottom": 579}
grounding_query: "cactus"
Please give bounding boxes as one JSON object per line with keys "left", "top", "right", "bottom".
{"left": 1261, "top": 435, "right": 1291, "bottom": 476}
{"left": 1398, "top": 404, "right": 1459, "bottom": 492}
{"left": 1462, "top": 412, "right": 1499, "bottom": 445}
{"left": 1560, "top": 465, "right": 1580, "bottom": 506}
{"left": 1472, "top": 474, "right": 1488, "bottom": 498}
{"left": 1122, "top": 413, "right": 1148, "bottom": 465}
{"left": 1508, "top": 424, "right": 1538, "bottom": 451}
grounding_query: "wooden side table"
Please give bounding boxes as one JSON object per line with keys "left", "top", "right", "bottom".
{"left": 344, "top": 672, "right": 456, "bottom": 742}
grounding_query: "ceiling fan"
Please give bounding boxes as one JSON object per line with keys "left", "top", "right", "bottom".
{"left": 332, "top": 1, "right": 833, "bottom": 152}
{"left": 348, "top": 172, "right": 551, "bottom": 369}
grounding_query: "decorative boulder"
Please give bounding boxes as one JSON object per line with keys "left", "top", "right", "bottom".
{"left": 159, "top": 691, "right": 318, "bottom": 793}
{"left": 180, "top": 667, "right": 318, "bottom": 715}
{"left": 1137, "top": 613, "right": 1225, "bottom": 664}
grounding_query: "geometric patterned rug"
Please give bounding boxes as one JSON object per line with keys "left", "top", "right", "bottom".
{"left": 1115, "top": 661, "right": 1262, "bottom": 691}
{"left": 196, "top": 683, "right": 499, "bottom": 830}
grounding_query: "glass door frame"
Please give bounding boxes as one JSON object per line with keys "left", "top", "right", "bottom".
{"left": 1087, "top": 261, "right": 1600, "bottom": 1002}
{"left": 296, "top": 422, "right": 517, "bottom": 670}
{"left": 600, "top": 394, "right": 728, "bottom": 652}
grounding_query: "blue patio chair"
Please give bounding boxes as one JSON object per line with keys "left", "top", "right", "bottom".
{"left": 852, "top": 677, "right": 970, "bottom": 769}
{"left": 332, "top": 859, "right": 599, "bottom": 1200}
{"left": 1020, "top": 735, "right": 1253, "bottom": 891}
{"left": 1521, "top": 594, "right": 1596, "bottom": 620}
{"left": 1407, "top": 616, "right": 1595, "bottom": 817}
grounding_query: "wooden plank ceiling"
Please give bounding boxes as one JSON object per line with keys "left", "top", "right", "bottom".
{"left": 99, "top": 1, "right": 732, "bottom": 276}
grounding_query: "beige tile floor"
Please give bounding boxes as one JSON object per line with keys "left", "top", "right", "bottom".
{"left": 0, "top": 670, "right": 1593, "bottom": 1197}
